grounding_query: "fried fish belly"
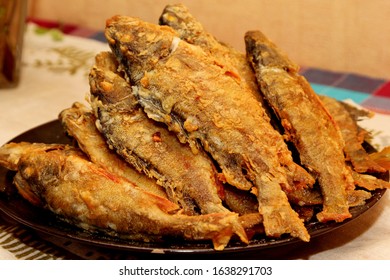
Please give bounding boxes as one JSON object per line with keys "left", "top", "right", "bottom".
{"left": 0, "top": 142, "right": 248, "bottom": 250}
{"left": 105, "top": 16, "right": 310, "bottom": 241}
{"left": 59, "top": 102, "right": 168, "bottom": 198}
{"left": 89, "top": 51, "right": 229, "bottom": 216}
{"left": 319, "top": 95, "right": 385, "bottom": 173}
{"left": 245, "top": 30, "right": 354, "bottom": 223}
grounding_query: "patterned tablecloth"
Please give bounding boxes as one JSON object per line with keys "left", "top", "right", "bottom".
{"left": 0, "top": 20, "right": 389, "bottom": 260}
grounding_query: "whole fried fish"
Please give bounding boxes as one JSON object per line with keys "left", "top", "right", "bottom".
{"left": 0, "top": 142, "right": 248, "bottom": 250}
{"left": 59, "top": 102, "right": 168, "bottom": 198}
{"left": 105, "top": 16, "right": 310, "bottom": 241}
{"left": 89, "top": 51, "right": 229, "bottom": 216}
{"left": 245, "top": 30, "right": 355, "bottom": 222}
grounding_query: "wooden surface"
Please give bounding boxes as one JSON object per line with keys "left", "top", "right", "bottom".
{"left": 27, "top": 0, "right": 390, "bottom": 79}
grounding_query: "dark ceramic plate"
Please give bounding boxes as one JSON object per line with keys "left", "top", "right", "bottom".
{"left": 0, "top": 120, "right": 387, "bottom": 254}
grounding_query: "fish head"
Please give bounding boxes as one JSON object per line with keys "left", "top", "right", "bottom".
{"left": 105, "top": 15, "right": 178, "bottom": 83}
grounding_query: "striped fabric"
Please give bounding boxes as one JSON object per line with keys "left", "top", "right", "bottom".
{"left": 0, "top": 224, "right": 65, "bottom": 259}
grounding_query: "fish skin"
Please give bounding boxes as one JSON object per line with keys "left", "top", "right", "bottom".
{"left": 245, "top": 30, "right": 354, "bottom": 223}
{"left": 159, "top": 3, "right": 314, "bottom": 190}
{"left": 159, "top": 3, "right": 260, "bottom": 95}
{"left": 59, "top": 102, "right": 168, "bottom": 199}
{"left": 105, "top": 16, "right": 310, "bottom": 241}
{"left": 89, "top": 51, "right": 229, "bottom": 216}
{"left": 0, "top": 142, "right": 68, "bottom": 171}
{"left": 0, "top": 142, "right": 248, "bottom": 250}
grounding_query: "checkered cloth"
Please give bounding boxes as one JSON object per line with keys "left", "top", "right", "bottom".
{"left": 301, "top": 68, "right": 390, "bottom": 115}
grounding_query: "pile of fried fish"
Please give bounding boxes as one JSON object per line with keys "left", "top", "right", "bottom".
{"left": 1, "top": 4, "right": 390, "bottom": 250}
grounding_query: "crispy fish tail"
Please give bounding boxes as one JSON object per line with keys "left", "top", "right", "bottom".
{"left": 352, "top": 170, "right": 390, "bottom": 190}
{"left": 368, "top": 146, "right": 390, "bottom": 171}
{"left": 254, "top": 177, "right": 310, "bottom": 241}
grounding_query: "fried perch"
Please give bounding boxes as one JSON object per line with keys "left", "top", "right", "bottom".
{"left": 0, "top": 142, "right": 248, "bottom": 250}
{"left": 60, "top": 101, "right": 265, "bottom": 236}
{"left": 89, "top": 51, "right": 229, "bottom": 215}
{"left": 159, "top": 4, "right": 313, "bottom": 189}
{"left": 59, "top": 102, "right": 168, "bottom": 198}
{"left": 245, "top": 30, "right": 354, "bottom": 223}
{"left": 319, "top": 95, "right": 385, "bottom": 173}
{"left": 105, "top": 16, "right": 310, "bottom": 241}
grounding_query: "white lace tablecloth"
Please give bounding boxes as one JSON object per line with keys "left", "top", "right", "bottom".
{"left": 0, "top": 23, "right": 389, "bottom": 260}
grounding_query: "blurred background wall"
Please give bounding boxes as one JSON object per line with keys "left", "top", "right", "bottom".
{"left": 27, "top": 0, "right": 390, "bottom": 79}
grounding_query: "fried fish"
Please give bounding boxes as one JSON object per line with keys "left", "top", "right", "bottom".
{"left": 0, "top": 142, "right": 248, "bottom": 250}
{"left": 105, "top": 16, "right": 311, "bottom": 241}
{"left": 245, "top": 30, "right": 355, "bottom": 223}
{"left": 59, "top": 102, "right": 168, "bottom": 198}
{"left": 89, "top": 51, "right": 229, "bottom": 216}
